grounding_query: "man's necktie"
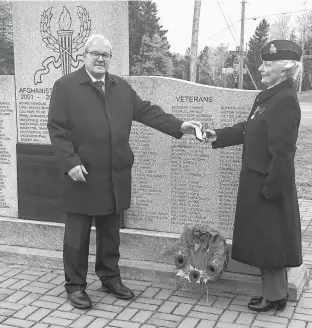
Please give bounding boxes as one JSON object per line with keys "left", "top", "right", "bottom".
{"left": 94, "top": 80, "right": 105, "bottom": 95}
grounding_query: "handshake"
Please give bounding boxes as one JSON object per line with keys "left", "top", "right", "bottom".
{"left": 180, "top": 121, "right": 217, "bottom": 142}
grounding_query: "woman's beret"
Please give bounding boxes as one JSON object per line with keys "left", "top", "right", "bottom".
{"left": 260, "top": 40, "right": 302, "bottom": 61}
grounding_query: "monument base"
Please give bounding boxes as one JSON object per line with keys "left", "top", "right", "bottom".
{"left": 0, "top": 217, "right": 308, "bottom": 301}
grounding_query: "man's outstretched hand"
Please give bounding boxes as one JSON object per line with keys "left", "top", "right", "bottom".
{"left": 181, "top": 121, "right": 203, "bottom": 135}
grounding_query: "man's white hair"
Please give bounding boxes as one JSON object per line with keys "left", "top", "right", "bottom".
{"left": 83, "top": 34, "right": 113, "bottom": 55}
{"left": 275, "top": 60, "right": 302, "bottom": 81}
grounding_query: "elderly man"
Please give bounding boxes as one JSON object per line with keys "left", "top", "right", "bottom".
{"left": 47, "top": 34, "right": 201, "bottom": 309}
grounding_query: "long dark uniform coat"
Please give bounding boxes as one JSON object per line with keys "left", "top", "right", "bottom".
{"left": 47, "top": 66, "right": 183, "bottom": 216}
{"left": 212, "top": 79, "right": 302, "bottom": 270}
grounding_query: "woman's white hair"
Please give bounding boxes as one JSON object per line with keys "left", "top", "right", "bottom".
{"left": 275, "top": 60, "right": 302, "bottom": 81}
{"left": 83, "top": 34, "right": 112, "bottom": 55}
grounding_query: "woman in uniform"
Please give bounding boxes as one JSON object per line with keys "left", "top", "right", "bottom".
{"left": 204, "top": 40, "right": 303, "bottom": 312}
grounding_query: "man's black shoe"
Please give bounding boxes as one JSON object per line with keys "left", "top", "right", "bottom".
{"left": 67, "top": 290, "right": 92, "bottom": 309}
{"left": 249, "top": 296, "right": 263, "bottom": 305}
{"left": 101, "top": 278, "right": 135, "bottom": 300}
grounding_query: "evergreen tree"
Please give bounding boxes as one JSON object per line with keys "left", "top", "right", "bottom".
{"left": 0, "top": 3, "right": 14, "bottom": 74}
{"left": 171, "top": 47, "right": 191, "bottom": 81}
{"left": 246, "top": 19, "right": 270, "bottom": 89}
{"left": 131, "top": 33, "right": 173, "bottom": 76}
{"left": 129, "top": 1, "right": 168, "bottom": 75}
{"left": 197, "top": 46, "right": 212, "bottom": 85}
{"left": 172, "top": 54, "right": 187, "bottom": 80}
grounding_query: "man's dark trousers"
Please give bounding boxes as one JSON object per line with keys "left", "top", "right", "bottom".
{"left": 63, "top": 212, "right": 120, "bottom": 293}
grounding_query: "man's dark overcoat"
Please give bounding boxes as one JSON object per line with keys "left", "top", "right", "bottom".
{"left": 48, "top": 66, "right": 183, "bottom": 215}
{"left": 212, "top": 79, "right": 302, "bottom": 269}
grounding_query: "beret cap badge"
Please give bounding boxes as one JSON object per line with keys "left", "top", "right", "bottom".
{"left": 269, "top": 43, "right": 277, "bottom": 54}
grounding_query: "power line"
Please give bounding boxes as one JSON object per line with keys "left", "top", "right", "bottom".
{"left": 217, "top": 0, "right": 238, "bottom": 44}
{"left": 221, "top": 0, "right": 239, "bottom": 42}
{"left": 209, "top": 4, "right": 312, "bottom": 89}
{"left": 216, "top": 0, "right": 257, "bottom": 89}
{"left": 207, "top": 8, "right": 312, "bottom": 41}
{"left": 248, "top": 8, "right": 312, "bottom": 21}
{"left": 207, "top": 20, "right": 241, "bottom": 41}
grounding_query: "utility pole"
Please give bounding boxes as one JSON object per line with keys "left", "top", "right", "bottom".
{"left": 238, "top": 0, "right": 246, "bottom": 89}
{"left": 299, "top": 30, "right": 306, "bottom": 93}
{"left": 190, "top": 0, "right": 201, "bottom": 83}
{"left": 299, "top": 0, "right": 307, "bottom": 93}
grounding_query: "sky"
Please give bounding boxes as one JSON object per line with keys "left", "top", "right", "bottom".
{"left": 154, "top": 0, "right": 312, "bottom": 54}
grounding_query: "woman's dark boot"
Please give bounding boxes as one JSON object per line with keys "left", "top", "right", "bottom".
{"left": 248, "top": 297, "right": 287, "bottom": 312}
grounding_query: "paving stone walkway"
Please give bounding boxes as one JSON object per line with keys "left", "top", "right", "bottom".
{"left": 1, "top": 199, "right": 312, "bottom": 328}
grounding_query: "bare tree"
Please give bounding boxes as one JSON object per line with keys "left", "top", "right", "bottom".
{"left": 296, "top": 10, "right": 312, "bottom": 91}
{"left": 270, "top": 14, "right": 292, "bottom": 40}
{"left": 297, "top": 10, "right": 312, "bottom": 40}
{"left": 198, "top": 44, "right": 229, "bottom": 87}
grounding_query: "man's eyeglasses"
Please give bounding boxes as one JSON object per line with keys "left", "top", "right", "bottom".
{"left": 88, "top": 52, "right": 112, "bottom": 60}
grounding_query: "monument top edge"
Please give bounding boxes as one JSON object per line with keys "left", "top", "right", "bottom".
{"left": 123, "top": 75, "right": 259, "bottom": 93}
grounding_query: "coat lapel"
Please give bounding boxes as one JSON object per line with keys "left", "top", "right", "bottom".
{"left": 74, "top": 66, "right": 117, "bottom": 90}
{"left": 105, "top": 72, "right": 117, "bottom": 90}
{"left": 257, "top": 79, "right": 295, "bottom": 105}
{"left": 247, "top": 79, "right": 295, "bottom": 122}
{"left": 75, "top": 66, "right": 91, "bottom": 85}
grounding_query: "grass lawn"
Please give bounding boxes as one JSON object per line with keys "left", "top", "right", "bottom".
{"left": 297, "top": 90, "right": 312, "bottom": 103}
{"left": 295, "top": 124, "right": 312, "bottom": 199}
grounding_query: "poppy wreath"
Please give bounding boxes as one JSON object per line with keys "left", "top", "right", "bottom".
{"left": 172, "top": 225, "right": 229, "bottom": 284}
